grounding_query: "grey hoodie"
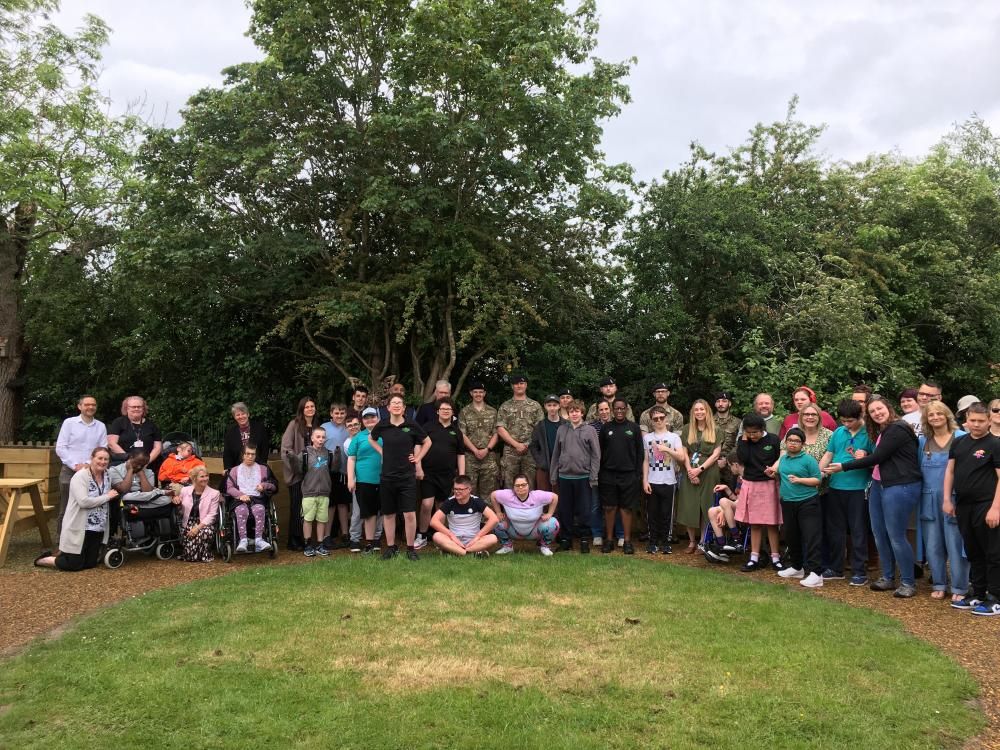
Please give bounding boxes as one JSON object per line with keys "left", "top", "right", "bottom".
{"left": 550, "top": 421, "right": 601, "bottom": 486}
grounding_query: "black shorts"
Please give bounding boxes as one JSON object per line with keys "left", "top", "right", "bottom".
{"left": 55, "top": 529, "right": 103, "bottom": 572}
{"left": 328, "top": 474, "right": 352, "bottom": 506}
{"left": 598, "top": 473, "right": 641, "bottom": 511}
{"left": 380, "top": 477, "right": 417, "bottom": 515}
{"left": 419, "top": 472, "right": 455, "bottom": 504}
{"left": 356, "top": 482, "right": 381, "bottom": 518}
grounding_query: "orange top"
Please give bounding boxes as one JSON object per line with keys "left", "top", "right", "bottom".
{"left": 157, "top": 454, "right": 206, "bottom": 484}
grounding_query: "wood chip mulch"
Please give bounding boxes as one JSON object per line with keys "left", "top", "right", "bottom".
{"left": 3, "top": 527, "right": 999, "bottom": 749}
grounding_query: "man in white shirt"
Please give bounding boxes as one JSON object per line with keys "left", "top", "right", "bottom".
{"left": 55, "top": 394, "right": 108, "bottom": 533}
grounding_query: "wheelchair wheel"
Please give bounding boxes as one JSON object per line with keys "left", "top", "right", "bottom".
{"left": 104, "top": 548, "right": 125, "bottom": 569}
{"left": 155, "top": 542, "right": 175, "bottom": 560}
{"left": 269, "top": 542, "right": 277, "bottom": 559}
{"left": 222, "top": 541, "right": 233, "bottom": 563}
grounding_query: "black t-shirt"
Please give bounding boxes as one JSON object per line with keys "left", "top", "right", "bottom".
{"left": 108, "top": 417, "right": 162, "bottom": 455}
{"left": 422, "top": 421, "right": 465, "bottom": 475}
{"left": 440, "top": 495, "right": 487, "bottom": 537}
{"left": 440, "top": 495, "right": 487, "bottom": 516}
{"left": 950, "top": 433, "right": 1000, "bottom": 505}
{"left": 598, "top": 419, "right": 644, "bottom": 474}
{"left": 371, "top": 419, "right": 428, "bottom": 481}
{"left": 737, "top": 433, "right": 781, "bottom": 482}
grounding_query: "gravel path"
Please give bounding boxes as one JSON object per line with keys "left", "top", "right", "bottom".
{"left": 3, "top": 526, "right": 998, "bottom": 748}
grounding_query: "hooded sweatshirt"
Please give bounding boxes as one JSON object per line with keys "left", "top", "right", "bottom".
{"left": 549, "top": 421, "right": 601, "bottom": 486}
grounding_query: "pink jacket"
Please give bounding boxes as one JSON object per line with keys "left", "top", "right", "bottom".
{"left": 179, "top": 484, "right": 222, "bottom": 527}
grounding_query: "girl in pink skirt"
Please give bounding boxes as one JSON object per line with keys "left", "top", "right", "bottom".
{"left": 734, "top": 413, "right": 784, "bottom": 572}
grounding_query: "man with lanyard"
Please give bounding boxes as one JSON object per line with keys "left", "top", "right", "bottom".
{"left": 429, "top": 475, "right": 500, "bottom": 557}
{"left": 415, "top": 399, "right": 465, "bottom": 550}
{"left": 586, "top": 377, "right": 635, "bottom": 422}
{"left": 369, "top": 395, "right": 432, "bottom": 560}
{"left": 496, "top": 375, "right": 544, "bottom": 489}
{"left": 714, "top": 391, "right": 741, "bottom": 481}
{"left": 55, "top": 394, "right": 108, "bottom": 534}
{"left": 459, "top": 380, "right": 499, "bottom": 501}
{"left": 107, "top": 396, "right": 162, "bottom": 465}
{"left": 320, "top": 402, "right": 352, "bottom": 550}
{"left": 639, "top": 383, "right": 683, "bottom": 434}
{"left": 598, "top": 398, "right": 644, "bottom": 554}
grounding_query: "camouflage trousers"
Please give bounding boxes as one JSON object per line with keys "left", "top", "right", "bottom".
{"left": 466, "top": 452, "right": 499, "bottom": 500}
{"left": 501, "top": 448, "right": 537, "bottom": 490}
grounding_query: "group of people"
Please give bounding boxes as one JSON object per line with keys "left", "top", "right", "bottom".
{"left": 36, "top": 379, "right": 1000, "bottom": 618}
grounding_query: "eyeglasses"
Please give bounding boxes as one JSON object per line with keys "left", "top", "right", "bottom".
{"left": 651, "top": 416, "right": 666, "bottom": 422}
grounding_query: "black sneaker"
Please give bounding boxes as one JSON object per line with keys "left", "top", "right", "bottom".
{"left": 869, "top": 577, "right": 896, "bottom": 592}
{"left": 645, "top": 543, "right": 658, "bottom": 554}
{"left": 559, "top": 539, "right": 572, "bottom": 552}
{"left": 381, "top": 545, "right": 398, "bottom": 561}
{"left": 579, "top": 539, "right": 590, "bottom": 554}
{"left": 622, "top": 541, "right": 635, "bottom": 555}
{"left": 349, "top": 539, "right": 362, "bottom": 553}
{"left": 660, "top": 545, "right": 672, "bottom": 555}
{"left": 704, "top": 547, "right": 729, "bottom": 564}
{"left": 740, "top": 559, "right": 765, "bottom": 572}
{"left": 362, "top": 544, "right": 376, "bottom": 555}
{"left": 473, "top": 550, "right": 489, "bottom": 559}
{"left": 821, "top": 569, "right": 844, "bottom": 581}
{"left": 314, "top": 545, "right": 330, "bottom": 557}
{"left": 601, "top": 539, "right": 615, "bottom": 554}
{"left": 406, "top": 548, "right": 420, "bottom": 562}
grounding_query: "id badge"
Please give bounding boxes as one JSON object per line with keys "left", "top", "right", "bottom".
{"left": 133, "top": 439, "right": 144, "bottom": 448}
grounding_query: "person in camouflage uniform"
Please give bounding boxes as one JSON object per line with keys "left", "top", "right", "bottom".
{"left": 713, "top": 391, "right": 741, "bottom": 483}
{"left": 458, "top": 380, "right": 499, "bottom": 499}
{"left": 585, "top": 377, "right": 634, "bottom": 422}
{"left": 639, "top": 383, "right": 684, "bottom": 434}
{"left": 496, "top": 375, "right": 544, "bottom": 489}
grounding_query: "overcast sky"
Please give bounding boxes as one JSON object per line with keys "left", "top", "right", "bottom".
{"left": 56, "top": 0, "right": 1000, "bottom": 183}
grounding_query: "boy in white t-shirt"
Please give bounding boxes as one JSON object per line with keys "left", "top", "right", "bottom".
{"left": 490, "top": 474, "right": 560, "bottom": 556}
{"left": 641, "top": 406, "right": 685, "bottom": 554}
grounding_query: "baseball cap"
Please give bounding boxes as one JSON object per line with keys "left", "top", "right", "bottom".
{"left": 544, "top": 394, "right": 559, "bottom": 404}
{"left": 361, "top": 407, "right": 378, "bottom": 418}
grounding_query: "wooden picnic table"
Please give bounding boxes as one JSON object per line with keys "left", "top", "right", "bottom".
{"left": 0, "top": 478, "right": 52, "bottom": 567}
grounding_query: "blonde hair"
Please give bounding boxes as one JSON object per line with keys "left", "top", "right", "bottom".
{"left": 188, "top": 466, "right": 209, "bottom": 481}
{"left": 921, "top": 401, "right": 957, "bottom": 436}
{"left": 798, "top": 403, "right": 822, "bottom": 429}
{"left": 686, "top": 399, "right": 716, "bottom": 444}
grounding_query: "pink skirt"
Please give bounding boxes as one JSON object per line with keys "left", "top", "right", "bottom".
{"left": 735, "top": 479, "right": 782, "bottom": 526}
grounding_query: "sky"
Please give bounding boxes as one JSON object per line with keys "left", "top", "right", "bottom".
{"left": 54, "top": 0, "right": 1000, "bottom": 183}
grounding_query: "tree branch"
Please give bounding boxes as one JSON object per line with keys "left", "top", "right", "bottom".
{"left": 303, "top": 320, "right": 352, "bottom": 381}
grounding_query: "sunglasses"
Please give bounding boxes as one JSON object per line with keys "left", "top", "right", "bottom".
{"left": 992, "top": 408, "right": 1000, "bottom": 414}
{"left": 651, "top": 416, "right": 666, "bottom": 422}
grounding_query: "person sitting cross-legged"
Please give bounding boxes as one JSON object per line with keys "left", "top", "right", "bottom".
{"left": 490, "top": 474, "right": 560, "bottom": 556}
{"left": 430, "top": 475, "right": 500, "bottom": 557}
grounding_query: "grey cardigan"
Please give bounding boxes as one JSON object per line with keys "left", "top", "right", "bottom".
{"left": 59, "top": 468, "right": 116, "bottom": 554}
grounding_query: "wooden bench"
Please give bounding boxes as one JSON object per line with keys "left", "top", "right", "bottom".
{"left": 0, "top": 478, "right": 53, "bottom": 567}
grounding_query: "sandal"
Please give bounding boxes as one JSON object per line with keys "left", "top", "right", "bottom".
{"left": 33, "top": 550, "right": 53, "bottom": 568}
{"left": 951, "top": 594, "right": 966, "bottom": 604}
{"left": 686, "top": 541, "right": 697, "bottom": 554}
{"left": 930, "top": 590, "right": 945, "bottom": 600}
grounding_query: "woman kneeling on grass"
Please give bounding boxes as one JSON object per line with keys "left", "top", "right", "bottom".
{"left": 178, "top": 466, "right": 222, "bottom": 562}
{"left": 34, "top": 447, "right": 119, "bottom": 571}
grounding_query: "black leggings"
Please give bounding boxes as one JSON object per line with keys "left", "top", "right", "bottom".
{"left": 287, "top": 481, "right": 305, "bottom": 548}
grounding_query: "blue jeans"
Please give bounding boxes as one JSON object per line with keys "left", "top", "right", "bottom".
{"left": 920, "top": 490, "right": 969, "bottom": 595}
{"left": 868, "top": 480, "right": 920, "bottom": 587}
{"left": 590, "top": 485, "right": 623, "bottom": 539}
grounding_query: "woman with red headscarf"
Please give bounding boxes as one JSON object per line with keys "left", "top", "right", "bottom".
{"left": 778, "top": 387, "right": 837, "bottom": 439}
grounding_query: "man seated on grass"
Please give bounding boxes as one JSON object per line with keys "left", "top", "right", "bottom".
{"left": 429, "top": 475, "right": 499, "bottom": 557}
{"left": 490, "top": 474, "right": 560, "bottom": 556}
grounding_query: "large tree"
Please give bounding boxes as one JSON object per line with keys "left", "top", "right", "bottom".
{"left": 0, "top": 0, "right": 135, "bottom": 439}
{"left": 130, "top": 0, "right": 632, "bottom": 401}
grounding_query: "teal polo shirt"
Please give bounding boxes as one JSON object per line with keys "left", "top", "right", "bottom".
{"left": 778, "top": 451, "right": 821, "bottom": 502}
{"left": 346, "top": 429, "right": 382, "bottom": 485}
{"left": 826, "top": 426, "right": 873, "bottom": 491}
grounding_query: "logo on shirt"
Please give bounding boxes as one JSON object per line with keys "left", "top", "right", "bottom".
{"left": 763, "top": 445, "right": 774, "bottom": 452}
{"left": 402, "top": 427, "right": 411, "bottom": 433}
{"left": 625, "top": 430, "right": 634, "bottom": 436}
{"left": 975, "top": 449, "right": 986, "bottom": 459}
{"left": 449, "top": 431, "right": 456, "bottom": 436}
{"left": 608, "top": 430, "right": 614, "bottom": 436}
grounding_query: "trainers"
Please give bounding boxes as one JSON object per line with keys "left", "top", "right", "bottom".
{"left": 800, "top": 572, "right": 824, "bottom": 588}
{"left": 601, "top": 539, "right": 614, "bottom": 554}
{"left": 951, "top": 595, "right": 983, "bottom": 610}
{"left": 623, "top": 541, "right": 635, "bottom": 555}
{"left": 539, "top": 545, "right": 554, "bottom": 557}
{"left": 473, "top": 550, "right": 489, "bottom": 559}
{"left": 704, "top": 547, "right": 729, "bottom": 564}
{"left": 821, "top": 569, "right": 844, "bottom": 581}
{"left": 254, "top": 538, "right": 272, "bottom": 553}
{"left": 592, "top": 536, "right": 603, "bottom": 547}
{"left": 579, "top": 539, "right": 590, "bottom": 554}
{"left": 617, "top": 538, "right": 624, "bottom": 548}
{"left": 971, "top": 601, "right": 1000, "bottom": 616}
{"left": 721, "top": 539, "right": 740, "bottom": 553}
{"left": 660, "top": 545, "right": 672, "bottom": 555}
{"left": 869, "top": 577, "right": 895, "bottom": 592}
{"left": 740, "top": 559, "right": 765, "bottom": 572}
{"left": 304, "top": 545, "right": 316, "bottom": 557}
{"left": 496, "top": 544, "right": 514, "bottom": 555}
{"left": 349, "top": 539, "right": 362, "bottom": 553}
{"left": 381, "top": 545, "right": 398, "bottom": 560}
{"left": 849, "top": 575, "right": 869, "bottom": 587}
{"left": 645, "top": 544, "right": 658, "bottom": 554}
{"left": 893, "top": 584, "right": 916, "bottom": 598}
{"left": 559, "top": 539, "right": 572, "bottom": 552}
{"left": 236, "top": 538, "right": 249, "bottom": 554}
{"left": 771, "top": 558, "right": 786, "bottom": 572}
{"left": 362, "top": 544, "right": 376, "bottom": 555}
{"left": 414, "top": 534, "right": 428, "bottom": 550}
{"left": 406, "top": 548, "right": 420, "bottom": 562}
{"left": 314, "top": 545, "right": 330, "bottom": 557}
{"left": 778, "top": 566, "right": 804, "bottom": 579}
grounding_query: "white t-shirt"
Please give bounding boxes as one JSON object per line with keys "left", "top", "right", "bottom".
{"left": 902, "top": 410, "right": 922, "bottom": 437}
{"left": 643, "top": 431, "right": 681, "bottom": 485}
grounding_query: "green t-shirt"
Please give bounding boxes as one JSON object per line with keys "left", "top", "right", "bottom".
{"left": 777, "top": 451, "right": 821, "bottom": 502}
{"left": 825, "top": 426, "right": 874, "bottom": 491}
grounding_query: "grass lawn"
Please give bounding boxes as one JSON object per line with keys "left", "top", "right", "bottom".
{"left": 0, "top": 554, "right": 982, "bottom": 749}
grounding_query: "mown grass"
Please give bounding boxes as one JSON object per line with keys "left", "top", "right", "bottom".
{"left": 0, "top": 555, "right": 982, "bottom": 749}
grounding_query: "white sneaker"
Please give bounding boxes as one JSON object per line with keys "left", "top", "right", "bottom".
{"left": 414, "top": 534, "right": 427, "bottom": 550}
{"left": 617, "top": 538, "right": 624, "bottom": 547}
{"left": 800, "top": 572, "right": 824, "bottom": 588}
{"left": 778, "top": 566, "right": 804, "bottom": 579}
{"left": 496, "top": 544, "right": 514, "bottom": 555}
{"left": 539, "top": 545, "right": 553, "bottom": 557}
{"left": 593, "top": 536, "right": 603, "bottom": 546}
{"left": 235, "top": 538, "right": 249, "bottom": 554}
{"left": 254, "top": 538, "right": 272, "bottom": 552}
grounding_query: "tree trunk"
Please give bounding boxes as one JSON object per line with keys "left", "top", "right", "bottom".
{"left": 0, "top": 203, "right": 36, "bottom": 442}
